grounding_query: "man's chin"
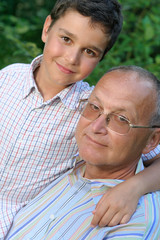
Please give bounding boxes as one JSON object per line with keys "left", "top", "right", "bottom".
{"left": 80, "top": 150, "right": 104, "bottom": 165}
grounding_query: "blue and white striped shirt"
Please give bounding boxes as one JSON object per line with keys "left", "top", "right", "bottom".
{"left": 6, "top": 158, "right": 160, "bottom": 240}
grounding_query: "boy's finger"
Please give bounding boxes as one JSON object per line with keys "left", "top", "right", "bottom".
{"left": 96, "top": 208, "right": 119, "bottom": 227}
{"left": 91, "top": 195, "right": 109, "bottom": 226}
{"left": 106, "top": 212, "right": 124, "bottom": 227}
{"left": 107, "top": 211, "right": 133, "bottom": 227}
{"left": 91, "top": 208, "right": 108, "bottom": 227}
{"left": 120, "top": 214, "right": 132, "bottom": 224}
{"left": 91, "top": 210, "right": 104, "bottom": 227}
{"left": 91, "top": 206, "right": 115, "bottom": 227}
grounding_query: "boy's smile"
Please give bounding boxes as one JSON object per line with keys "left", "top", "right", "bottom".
{"left": 35, "top": 10, "right": 108, "bottom": 100}
{"left": 56, "top": 62, "right": 75, "bottom": 74}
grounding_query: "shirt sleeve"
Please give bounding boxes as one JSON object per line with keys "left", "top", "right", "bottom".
{"left": 141, "top": 145, "right": 160, "bottom": 161}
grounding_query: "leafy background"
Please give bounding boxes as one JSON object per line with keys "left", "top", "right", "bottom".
{"left": 0, "top": 0, "right": 160, "bottom": 85}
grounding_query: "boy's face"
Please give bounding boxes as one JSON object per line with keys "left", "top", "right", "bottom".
{"left": 40, "top": 10, "right": 108, "bottom": 91}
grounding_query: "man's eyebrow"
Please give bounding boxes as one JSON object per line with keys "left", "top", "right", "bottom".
{"left": 90, "top": 94, "right": 102, "bottom": 103}
{"left": 91, "top": 94, "right": 132, "bottom": 114}
{"left": 59, "top": 28, "right": 103, "bottom": 54}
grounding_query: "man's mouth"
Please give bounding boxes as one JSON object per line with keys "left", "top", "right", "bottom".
{"left": 85, "top": 134, "right": 107, "bottom": 147}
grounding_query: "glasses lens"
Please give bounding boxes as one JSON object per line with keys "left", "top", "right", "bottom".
{"left": 107, "top": 114, "right": 130, "bottom": 134}
{"left": 78, "top": 101, "right": 130, "bottom": 135}
{"left": 79, "top": 100, "right": 100, "bottom": 121}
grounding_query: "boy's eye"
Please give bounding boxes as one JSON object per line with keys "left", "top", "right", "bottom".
{"left": 61, "top": 36, "right": 71, "bottom": 43}
{"left": 85, "top": 49, "right": 95, "bottom": 57}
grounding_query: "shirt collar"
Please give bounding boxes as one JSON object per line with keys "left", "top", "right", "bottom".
{"left": 23, "top": 55, "right": 92, "bottom": 109}
{"left": 56, "top": 81, "right": 92, "bottom": 110}
{"left": 69, "top": 155, "right": 145, "bottom": 189}
{"left": 23, "top": 55, "right": 42, "bottom": 99}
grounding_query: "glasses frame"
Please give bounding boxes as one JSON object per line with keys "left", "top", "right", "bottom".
{"left": 78, "top": 99, "right": 160, "bottom": 135}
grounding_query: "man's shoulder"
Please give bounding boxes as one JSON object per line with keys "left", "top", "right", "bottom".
{"left": 144, "top": 190, "right": 160, "bottom": 210}
{"left": 143, "top": 190, "right": 160, "bottom": 207}
{"left": 141, "top": 191, "right": 160, "bottom": 237}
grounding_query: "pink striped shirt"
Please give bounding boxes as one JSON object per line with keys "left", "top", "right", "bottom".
{"left": 0, "top": 55, "right": 92, "bottom": 238}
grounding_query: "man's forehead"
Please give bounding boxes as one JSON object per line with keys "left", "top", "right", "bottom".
{"left": 94, "top": 70, "right": 138, "bottom": 99}
{"left": 90, "top": 88, "right": 137, "bottom": 117}
{"left": 91, "top": 69, "right": 155, "bottom": 119}
{"left": 95, "top": 70, "right": 153, "bottom": 97}
{"left": 100, "top": 70, "right": 138, "bottom": 85}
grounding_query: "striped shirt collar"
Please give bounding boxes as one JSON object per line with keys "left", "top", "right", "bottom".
{"left": 23, "top": 55, "right": 92, "bottom": 110}
{"left": 69, "top": 155, "right": 145, "bottom": 189}
{"left": 23, "top": 55, "right": 41, "bottom": 98}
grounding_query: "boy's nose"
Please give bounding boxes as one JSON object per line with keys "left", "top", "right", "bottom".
{"left": 65, "top": 47, "right": 80, "bottom": 65}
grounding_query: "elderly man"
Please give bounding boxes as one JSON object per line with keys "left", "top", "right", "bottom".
{"left": 6, "top": 66, "right": 160, "bottom": 239}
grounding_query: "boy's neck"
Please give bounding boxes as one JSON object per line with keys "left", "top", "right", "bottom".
{"left": 34, "top": 66, "right": 66, "bottom": 102}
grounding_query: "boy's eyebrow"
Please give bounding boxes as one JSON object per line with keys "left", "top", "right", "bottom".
{"left": 59, "top": 28, "right": 77, "bottom": 39}
{"left": 88, "top": 45, "right": 103, "bottom": 55}
{"left": 59, "top": 28, "right": 104, "bottom": 55}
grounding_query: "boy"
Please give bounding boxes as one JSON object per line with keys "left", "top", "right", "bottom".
{"left": 0, "top": 0, "right": 160, "bottom": 238}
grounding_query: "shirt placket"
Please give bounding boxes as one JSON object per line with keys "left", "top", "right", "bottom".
{"left": 30, "top": 180, "right": 90, "bottom": 240}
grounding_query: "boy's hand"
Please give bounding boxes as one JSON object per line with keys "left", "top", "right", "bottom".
{"left": 91, "top": 181, "right": 140, "bottom": 227}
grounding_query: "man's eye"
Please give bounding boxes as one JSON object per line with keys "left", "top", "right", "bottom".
{"left": 89, "top": 103, "right": 100, "bottom": 111}
{"left": 61, "top": 36, "right": 71, "bottom": 43}
{"left": 85, "top": 49, "right": 95, "bottom": 57}
{"left": 118, "top": 115, "right": 128, "bottom": 123}
{"left": 106, "top": 116, "right": 110, "bottom": 124}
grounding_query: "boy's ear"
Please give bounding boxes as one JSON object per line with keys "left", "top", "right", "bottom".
{"left": 41, "top": 15, "right": 52, "bottom": 43}
{"left": 142, "top": 130, "right": 160, "bottom": 154}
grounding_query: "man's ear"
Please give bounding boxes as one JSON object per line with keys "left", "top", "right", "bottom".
{"left": 142, "top": 130, "right": 160, "bottom": 154}
{"left": 41, "top": 15, "right": 52, "bottom": 43}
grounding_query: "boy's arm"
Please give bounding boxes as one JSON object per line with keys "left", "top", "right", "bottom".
{"left": 91, "top": 153, "right": 160, "bottom": 227}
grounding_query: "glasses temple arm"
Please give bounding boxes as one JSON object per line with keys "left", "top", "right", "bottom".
{"left": 130, "top": 125, "right": 160, "bottom": 129}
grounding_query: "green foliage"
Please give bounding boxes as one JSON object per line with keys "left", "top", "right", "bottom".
{"left": 86, "top": 0, "right": 160, "bottom": 85}
{"left": 0, "top": 0, "right": 56, "bottom": 67}
{"left": 0, "top": 0, "right": 160, "bottom": 85}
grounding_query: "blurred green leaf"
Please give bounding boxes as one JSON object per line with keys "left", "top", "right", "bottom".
{"left": 155, "top": 56, "right": 160, "bottom": 64}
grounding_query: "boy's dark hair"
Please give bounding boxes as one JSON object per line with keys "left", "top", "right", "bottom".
{"left": 49, "top": 0, "right": 123, "bottom": 60}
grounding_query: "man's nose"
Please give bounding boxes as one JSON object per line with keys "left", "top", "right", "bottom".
{"left": 91, "top": 115, "right": 108, "bottom": 134}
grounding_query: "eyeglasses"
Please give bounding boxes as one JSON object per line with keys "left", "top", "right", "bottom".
{"left": 78, "top": 99, "right": 160, "bottom": 135}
